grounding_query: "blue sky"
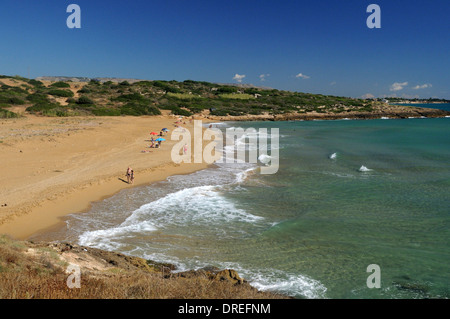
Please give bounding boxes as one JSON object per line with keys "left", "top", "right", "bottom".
{"left": 1, "top": 0, "right": 449, "bottom": 99}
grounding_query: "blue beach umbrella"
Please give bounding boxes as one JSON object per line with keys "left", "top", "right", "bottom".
{"left": 162, "top": 128, "right": 169, "bottom": 131}
{"left": 156, "top": 138, "right": 165, "bottom": 141}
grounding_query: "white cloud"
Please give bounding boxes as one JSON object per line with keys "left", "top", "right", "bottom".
{"left": 390, "top": 82, "right": 408, "bottom": 91}
{"left": 412, "top": 83, "right": 432, "bottom": 90}
{"left": 259, "top": 74, "right": 270, "bottom": 82}
{"left": 232, "top": 74, "right": 246, "bottom": 83}
{"left": 295, "top": 73, "right": 310, "bottom": 79}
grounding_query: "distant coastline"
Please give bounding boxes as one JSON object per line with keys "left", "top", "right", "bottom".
{"left": 390, "top": 101, "right": 450, "bottom": 105}
{"left": 201, "top": 105, "right": 450, "bottom": 122}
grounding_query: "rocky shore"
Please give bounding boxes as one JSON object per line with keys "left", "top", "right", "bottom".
{"left": 202, "top": 104, "right": 450, "bottom": 122}
{"left": 0, "top": 236, "right": 290, "bottom": 299}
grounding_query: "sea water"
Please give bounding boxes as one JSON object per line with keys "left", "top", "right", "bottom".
{"left": 36, "top": 112, "right": 450, "bottom": 299}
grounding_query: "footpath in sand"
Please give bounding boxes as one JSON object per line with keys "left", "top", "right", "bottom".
{"left": 0, "top": 114, "right": 210, "bottom": 240}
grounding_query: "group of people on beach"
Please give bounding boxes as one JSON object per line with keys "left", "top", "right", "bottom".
{"left": 128, "top": 118, "right": 192, "bottom": 184}
{"left": 142, "top": 127, "right": 168, "bottom": 153}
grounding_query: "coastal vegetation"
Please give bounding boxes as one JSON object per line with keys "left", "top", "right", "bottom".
{"left": 0, "top": 75, "right": 376, "bottom": 118}
{"left": 0, "top": 75, "right": 448, "bottom": 119}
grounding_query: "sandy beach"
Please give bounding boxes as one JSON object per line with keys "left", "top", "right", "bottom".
{"left": 0, "top": 113, "right": 210, "bottom": 240}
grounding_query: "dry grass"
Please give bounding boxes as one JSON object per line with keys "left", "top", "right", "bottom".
{"left": 166, "top": 92, "right": 202, "bottom": 100}
{"left": 0, "top": 236, "right": 288, "bottom": 299}
{"left": 219, "top": 93, "right": 255, "bottom": 100}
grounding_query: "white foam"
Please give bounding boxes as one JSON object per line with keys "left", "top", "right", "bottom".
{"left": 358, "top": 165, "right": 373, "bottom": 172}
{"left": 136, "top": 185, "right": 263, "bottom": 225}
{"left": 204, "top": 122, "right": 226, "bottom": 126}
{"left": 136, "top": 253, "right": 329, "bottom": 299}
{"left": 329, "top": 152, "right": 337, "bottom": 160}
{"left": 78, "top": 221, "right": 157, "bottom": 250}
{"left": 244, "top": 269, "right": 327, "bottom": 299}
{"left": 258, "top": 154, "right": 272, "bottom": 164}
{"left": 78, "top": 183, "right": 264, "bottom": 250}
{"left": 235, "top": 167, "right": 257, "bottom": 184}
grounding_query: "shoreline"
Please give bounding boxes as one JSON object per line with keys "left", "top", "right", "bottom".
{"left": 1, "top": 105, "right": 448, "bottom": 240}
{"left": 0, "top": 114, "right": 211, "bottom": 240}
{"left": 3, "top": 161, "right": 211, "bottom": 240}
{"left": 1, "top": 111, "right": 448, "bottom": 299}
{"left": 200, "top": 104, "right": 450, "bottom": 122}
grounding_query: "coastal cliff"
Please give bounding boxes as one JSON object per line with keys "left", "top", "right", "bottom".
{"left": 0, "top": 235, "right": 288, "bottom": 299}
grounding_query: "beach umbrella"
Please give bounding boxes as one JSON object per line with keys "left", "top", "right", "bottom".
{"left": 150, "top": 132, "right": 158, "bottom": 135}
{"left": 156, "top": 138, "right": 165, "bottom": 141}
{"left": 162, "top": 128, "right": 169, "bottom": 131}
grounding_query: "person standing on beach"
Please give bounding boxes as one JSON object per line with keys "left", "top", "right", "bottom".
{"left": 130, "top": 170, "right": 134, "bottom": 184}
{"left": 126, "top": 166, "right": 132, "bottom": 184}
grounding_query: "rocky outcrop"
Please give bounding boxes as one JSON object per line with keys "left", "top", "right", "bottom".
{"left": 45, "top": 242, "right": 177, "bottom": 274}
{"left": 32, "top": 242, "right": 251, "bottom": 288}
{"left": 2, "top": 237, "right": 289, "bottom": 298}
{"left": 170, "top": 267, "right": 246, "bottom": 286}
{"left": 201, "top": 104, "right": 450, "bottom": 122}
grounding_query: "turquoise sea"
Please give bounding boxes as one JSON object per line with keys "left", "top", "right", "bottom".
{"left": 35, "top": 106, "right": 450, "bottom": 299}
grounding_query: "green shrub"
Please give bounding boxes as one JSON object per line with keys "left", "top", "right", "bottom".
{"left": 26, "top": 102, "right": 60, "bottom": 113}
{"left": 27, "top": 93, "right": 50, "bottom": 103}
{"left": 187, "top": 104, "right": 207, "bottom": 113}
{"left": 173, "top": 108, "right": 191, "bottom": 116}
{"left": 50, "top": 81, "right": 70, "bottom": 88}
{"left": 217, "top": 87, "right": 237, "bottom": 94}
{"left": 76, "top": 96, "right": 95, "bottom": 105}
{"left": 5, "top": 86, "right": 28, "bottom": 94}
{"left": 103, "top": 81, "right": 115, "bottom": 87}
{"left": 28, "top": 79, "right": 44, "bottom": 87}
{"left": 152, "top": 81, "right": 181, "bottom": 93}
{"left": 78, "top": 87, "right": 91, "bottom": 94}
{"left": 134, "top": 81, "right": 153, "bottom": 87}
{"left": 0, "top": 95, "right": 25, "bottom": 105}
{"left": 209, "top": 108, "right": 229, "bottom": 116}
{"left": 0, "top": 108, "right": 20, "bottom": 118}
{"left": 47, "top": 89, "right": 74, "bottom": 97}
{"left": 42, "top": 108, "right": 70, "bottom": 117}
{"left": 119, "top": 102, "right": 161, "bottom": 116}
{"left": 114, "top": 93, "right": 146, "bottom": 102}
